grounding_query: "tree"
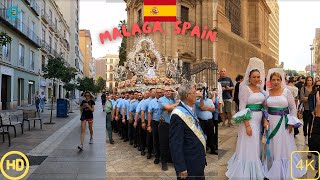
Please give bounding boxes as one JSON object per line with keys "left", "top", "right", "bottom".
{"left": 0, "top": 31, "right": 12, "bottom": 46}
{"left": 42, "top": 56, "right": 67, "bottom": 124}
{"left": 118, "top": 20, "right": 127, "bottom": 66}
{"left": 96, "top": 76, "right": 106, "bottom": 92}
{"left": 77, "top": 77, "right": 96, "bottom": 92}
{"left": 285, "top": 69, "right": 299, "bottom": 77}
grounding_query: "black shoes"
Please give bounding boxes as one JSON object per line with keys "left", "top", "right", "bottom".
{"left": 162, "top": 163, "right": 168, "bottom": 171}
{"left": 133, "top": 144, "right": 138, "bottom": 148}
{"left": 154, "top": 158, "right": 160, "bottom": 164}
{"left": 129, "top": 140, "right": 133, "bottom": 145}
{"left": 123, "top": 138, "right": 128, "bottom": 142}
{"left": 210, "top": 150, "right": 218, "bottom": 155}
{"left": 109, "top": 139, "right": 114, "bottom": 144}
{"left": 141, "top": 151, "right": 146, "bottom": 156}
{"left": 147, "top": 153, "right": 152, "bottom": 159}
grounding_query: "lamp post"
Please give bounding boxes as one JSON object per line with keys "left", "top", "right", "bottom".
{"left": 310, "top": 45, "right": 314, "bottom": 77}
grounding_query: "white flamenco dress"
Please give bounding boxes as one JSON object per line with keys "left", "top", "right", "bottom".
{"left": 226, "top": 85, "right": 267, "bottom": 179}
{"left": 265, "top": 88, "right": 306, "bottom": 179}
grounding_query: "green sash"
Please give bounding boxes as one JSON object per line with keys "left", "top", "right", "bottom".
{"left": 268, "top": 107, "right": 289, "bottom": 140}
{"left": 246, "top": 104, "right": 264, "bottom": 111}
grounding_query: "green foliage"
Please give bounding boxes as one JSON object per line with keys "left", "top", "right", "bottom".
{"left": 61, "top": 67, "right": 78, "bottom": 84}
{"left": 285, "top": 69, "right": 299, "bottom": 77}
{"left": 118, "top": 20, "right": 127, "bottom": 66}
{"left": 0, "top": 31, "right": 12, "bottom": 46}
{"left": 43, "top": 56, "right": 66, "bottom": 81}
{"left": 77, "top": 77, "right": 96, "bottom": 92}
{"left": 96, "top": 76, "right": 106, "bottom": 92}
{"left": 63, "top": 83, "right": 77, "bottom": 92}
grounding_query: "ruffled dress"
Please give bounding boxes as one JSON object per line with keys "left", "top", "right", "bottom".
{"left": 226, "top": 86, "right": 266, "bottom": 179}
{"left": 265, "top": 88, "right": 305, "bottom": 179}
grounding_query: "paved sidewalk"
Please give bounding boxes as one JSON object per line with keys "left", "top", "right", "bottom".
{"left": 27, "top": 101, "right": 106, "bottom": 180}
{"left": 0, "top": 103, "right": 80, "bottom": 157}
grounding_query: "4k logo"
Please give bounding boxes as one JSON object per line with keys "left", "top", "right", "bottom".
{"left": 0, "top": 151, "right": 29, "bottom": 180}
{"left": 291, "top": 151, "right": 320, "bottom": 180}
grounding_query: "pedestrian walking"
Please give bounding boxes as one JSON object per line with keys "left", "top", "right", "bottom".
{"left": 101, "top": 92, "right": 107, "bottom": 112}
{"left": 105, "top": 95, "right": 114, "bottom": 144}
{"left": 35, "top": 91, "right": 40, "bottom": 112}
{"left": 39, "top": 92, "right": 46, "bottom": 112}
{"left": 78, "top": 91, "right": 95, "bottom": 151}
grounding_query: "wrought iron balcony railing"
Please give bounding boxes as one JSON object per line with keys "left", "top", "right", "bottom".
{"left": 30, "top": 0, "right": 40, "bottom": 16}
{"left": 0, "top": 1, "right": 40, "bottom": 47}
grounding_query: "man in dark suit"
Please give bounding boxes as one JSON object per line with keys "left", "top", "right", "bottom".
{"left": 170, "top": 82, "right": 207, "bottom": 180}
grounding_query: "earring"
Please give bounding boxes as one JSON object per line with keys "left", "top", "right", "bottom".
{"left": 259, "top": 80, "right": 262, "bottom": 84}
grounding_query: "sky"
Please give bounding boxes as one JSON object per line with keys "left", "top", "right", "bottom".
{"left": 79, "top": 0, "right": 320, "bottom": 71}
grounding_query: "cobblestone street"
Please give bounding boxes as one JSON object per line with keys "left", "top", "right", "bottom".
{"left": 106, "top": 132, "right": 219, "bottom": 179}
{"left": 219, "top": 123, "right": 318, "bottom": 179}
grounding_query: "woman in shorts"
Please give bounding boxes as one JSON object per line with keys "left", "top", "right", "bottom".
{"left": 78, "top": 91, "right": 95, "bottom": 151}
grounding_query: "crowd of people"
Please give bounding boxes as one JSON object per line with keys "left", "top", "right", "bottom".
{"left": 99, "top": 83, "right": 219, "bottom": 178}
{"left": 225, "top": 57, "right": 319, "bottom": 180}
{"left": 76, "top": 58, "right": 320, "bottom": 179}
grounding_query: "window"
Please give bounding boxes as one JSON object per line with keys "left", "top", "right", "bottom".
{"left": 42, "top": 28, "right": 45, "bottom": 41}
{"left": 49, "top": 9, "right": 52, "bottom": 20}
{"left": 110, "top": 65, "right": 113, "bottom": 71}
{"left": 106, "top": 65, "right": 108, "bottom": 70}
{"left": 55, "top": 18, "right": 57, "bottom": 28}
{"left": 181, "top": 6, "right": 189, "bottom": 22}
{"left": 110, "top": 73, "right": 113, "bottom": 81}
{"left": 19, "top": 44, "right": 24, "bottom": 66}
{"left": 49, "top": 36, "right": 52, "bottom": 50}
{"left": 110, "top": 59, "right": 113, "bottom": 63}
{"left": 4, "top": 0, "right": 12, "bottom": 8}
{"left": 19, "top": 11, "right": 24, "bottom": 31}
{"left": 41, "top": 55, "right": 45, "bottom": 71}
{"left": 42, "top": 0, "right": 46, "bottom": 15}
{"left": 54, "top": 42, "right": 57, "bottom": 51}
{"left": 30, "top": 21, "right": 35, "bottom": 40}
{"left": 225, "top": 0, "right": 241, "bottom": 36}
{"left": 138, "top": 9, "right": 142, "bottom": 22}
{"left": 2, "top": 43, "right": 11, "bottom": 61}
{"left": 30, "top": 50, "right": 34, "bottom": 70}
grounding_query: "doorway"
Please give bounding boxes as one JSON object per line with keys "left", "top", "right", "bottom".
{"left": 1, "top": 75, "right": 11, "bottom": 110}
{"left": 17, "top": 78, "right": 24, "bottom": 107}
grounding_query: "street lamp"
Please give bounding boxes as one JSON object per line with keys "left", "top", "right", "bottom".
{"left": 310, "top": 45, "right": 314, "bottom": 77}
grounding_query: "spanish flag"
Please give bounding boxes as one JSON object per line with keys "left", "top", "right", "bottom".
{"left": 144, "top": 0, "right": 176, "bottom": 22}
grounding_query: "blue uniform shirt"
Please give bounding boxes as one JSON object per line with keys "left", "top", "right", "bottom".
{"left": 129, "top": 100, "right": 139, "bottom": 116}
{"left": 136, "top": 99, "right": 145, "bottom": 119}
{"left": 124, "top": 99, "right": 131, "bottom": 119}
{"left": 148, "top": 98, "right": 162, "bottom": 121}
{"left": 141, "top": 97, "right": 152, "bottom": 120}
{"left": 159, "top": 96, "right": 175, "bottom": 124}
{"left": 195, "top": 99, "right": 214, "bottom": 120}
{"left": 113, "top": 98, "right": 120, "bottom": 109}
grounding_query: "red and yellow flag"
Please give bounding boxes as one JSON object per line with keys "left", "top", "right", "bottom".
{"left": 144, "top": 0, "right": 176, "bottom": 22}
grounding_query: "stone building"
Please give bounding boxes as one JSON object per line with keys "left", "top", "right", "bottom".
{"left": 125, "top": 0, "right": 218, "bottom": 87}
{"left": 312, "top": 28, "right": 320, "bottom": 77}
{"left": 96, "top": 54, "right": 119, "bottom": 91}
{"left": 0, "top": 0, "right": 42, "bottom": 109}
{"left": 217, "top": 0, "right": 279, "bottom": 79}
{"left": 79, "top": 29, "right": 95, "bottom": 78}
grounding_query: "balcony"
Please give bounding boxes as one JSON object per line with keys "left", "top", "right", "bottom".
{"left": 40, "top": 39, "right": 50, "bottom": 53}
{"left": 0, "top": 1, "right": 40, "bottom": 48}
{"left": 41, "top": 9, "right": 49, "bottom": 24}
{"left": 30, "top": 0, "right": 40, "bottom": 16}
{"left": 24, "top": 0, "right": 31, "bottom": 5}
{"left": 48, "top": 20, "right": 55, "bottom": 32}
{"left": 54, "top": 29, "right": 60, "bottom": 38}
